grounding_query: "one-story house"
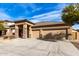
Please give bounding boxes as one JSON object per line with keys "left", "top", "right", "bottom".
{"left": 0, "top": 19, "right": 74, "bottom": 40}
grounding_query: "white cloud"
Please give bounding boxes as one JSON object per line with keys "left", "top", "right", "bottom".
{"left": 30, "top": 10, "right": 62, "bottom": 23}
{"left": 31, "top": 10, "right": 61, "bottom": 19}
{"left": 56, "top": 3, "right": 69, "bottom": 10}
{"left": 13, "top": 16, "right": 28, "bottom": 20}
{"left": 72, "top": 24, "right": 79, "bottom": 30}
{"left": 28, "top": 3, "right": 37, "bottom": 10}
{"left": 30, "top": 3, "right": 69, "bottom": 23}
{"left": 30, "top": 19, "right": 41, "bottom": 23}
{"left": 0, "top": 11, "right": 13, "bottom": 21}
{"left": 32, "top": 7, "right": 42, "bottom": 12}
{"left": 18, "top": 3, "right": 43, "bottom": 15}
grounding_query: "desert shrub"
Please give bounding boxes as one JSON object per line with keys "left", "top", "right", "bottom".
{"left": 42, "top": 32, "right": 66, "bottom": 41}
{"left": 54, "top": 32, "right": 66, "bottom": 40}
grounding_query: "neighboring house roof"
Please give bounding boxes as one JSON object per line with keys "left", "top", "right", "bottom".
{"left": 4, "top": 20, "right": 13, "bottom": 22}
{"left": 0, "top": 20, "right": 13, "bottom": 22}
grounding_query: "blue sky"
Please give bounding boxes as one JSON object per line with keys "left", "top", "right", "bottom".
{"left": 0, "top": 3, "right": 70, "bottom": 23}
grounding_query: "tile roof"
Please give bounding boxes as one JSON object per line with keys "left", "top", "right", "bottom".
{"left": 14, "top": 19, "right": 34, "bottom": 25}
{"left": 32, "top": 21, "right": 66, "bottom": 27}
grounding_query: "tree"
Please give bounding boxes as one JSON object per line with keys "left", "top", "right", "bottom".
{"left": 62, "top": 4, "right": 79, "bottom": 26}
{"left": 0, "top": 21, "right": 6, "bottom": 30}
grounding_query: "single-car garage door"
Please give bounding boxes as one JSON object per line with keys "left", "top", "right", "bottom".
{"left": 32, "top": 30, "right": 40, "bottom": 39}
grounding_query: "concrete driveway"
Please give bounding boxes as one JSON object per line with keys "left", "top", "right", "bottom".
{"left": 0, "top": 38, "right": 79, "bottom": 56}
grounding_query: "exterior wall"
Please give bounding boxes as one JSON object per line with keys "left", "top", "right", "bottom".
{"left": 77, "top": 32, "right": 79, "bottom": 40}
{"left": 23, "top": 24, "right": 27, "bottom": 39}
{"left": 67, "top": 27, "right": 72, "bottom": 40}
{"left": 71, "top": 30, "right": 79, "bottom": 40}
{"left": 72, "top": 32, "right": 77, "bottom": 40}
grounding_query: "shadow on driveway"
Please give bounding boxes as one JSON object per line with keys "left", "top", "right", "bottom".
{"left": 71, "top": 42, "right": 79, "bottom": 50}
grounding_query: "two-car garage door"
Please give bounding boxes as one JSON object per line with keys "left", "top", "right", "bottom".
{"left": 32, "top": 29, "right": 67, "bottom": 39}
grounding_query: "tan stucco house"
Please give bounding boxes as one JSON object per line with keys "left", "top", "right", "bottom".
{"left": 0, "top": 19, "right": 77, "bottom": 40}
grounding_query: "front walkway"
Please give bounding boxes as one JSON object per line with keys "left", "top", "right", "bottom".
{"left": 0, "top": 38, "right": 79, "bottom": 56}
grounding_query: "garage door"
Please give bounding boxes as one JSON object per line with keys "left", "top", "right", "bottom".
{"left": 42, "top": 29, "right": 66, "bottom": 39}
{"left": 32, "top": 30, "right": 40, "bottom": 38}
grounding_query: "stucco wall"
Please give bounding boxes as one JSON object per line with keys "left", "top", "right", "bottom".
{"left": 71, "top": 30, "right": 79, "bottom": 40}
{"left": 77, "top": 32, "right": 79, "bottom": 40}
